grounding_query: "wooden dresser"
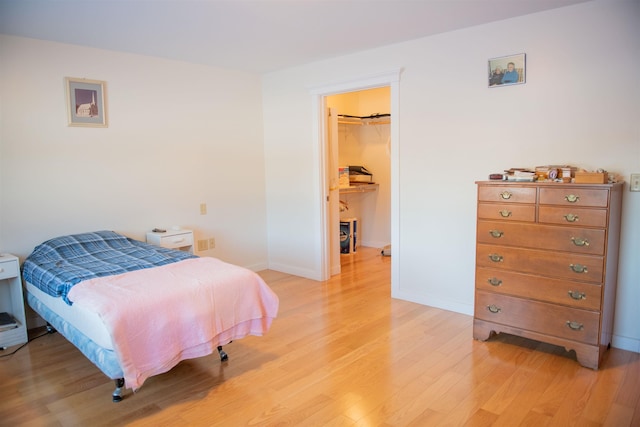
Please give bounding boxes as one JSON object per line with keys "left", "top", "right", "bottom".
{"left": 473, "top": 181, "right": 623, "bottom": 369}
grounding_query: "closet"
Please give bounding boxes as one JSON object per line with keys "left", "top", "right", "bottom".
{"left": 326, "top": 87, "right": 391, "bottom": 259}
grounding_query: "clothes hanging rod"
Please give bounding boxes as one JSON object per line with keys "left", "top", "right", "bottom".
{"left": 338, "top": 113, "right": 390, "bottom": 119}
{"left": 337, "top": 113, "right": 391, "bottom": 125}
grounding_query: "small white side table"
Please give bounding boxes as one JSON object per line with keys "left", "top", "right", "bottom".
{"left": 146, "top": 229, "right": 194, "bottom": 254}
{"left": 0, "top": 254, "right": 28, "bottom": 349}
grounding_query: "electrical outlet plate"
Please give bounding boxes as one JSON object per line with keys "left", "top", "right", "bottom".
{"left": 197, "top": 240, "right": 209, "bottom": 251}
{"left": 631, "top": 173, "right": 640, "bottom": 192}
{"left": 208, "top": 238, "right": 215, "bottom": 249}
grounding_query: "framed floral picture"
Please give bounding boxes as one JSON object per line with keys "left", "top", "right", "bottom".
{"left": 65, "top": 77, "right": 108, "bottom": 127}
{"left": 488, "top": 53, "right": 526, "bottom": 88}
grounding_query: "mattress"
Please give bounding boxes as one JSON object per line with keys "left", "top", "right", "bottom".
{"left": 26, "top": 281, "right": 113, "bottom": 350}
{"left": 22, "top": 230, "right": 279, "bottom": 391}
{"left": 22, "top": 230, "right": 195, "bottom": 303}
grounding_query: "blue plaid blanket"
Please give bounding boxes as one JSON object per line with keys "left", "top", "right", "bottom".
{"left": 22, "top": 230, "right": 196, "bottom": 304}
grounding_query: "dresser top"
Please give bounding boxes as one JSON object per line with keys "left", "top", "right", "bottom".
{"left": 476, "top": 180, "right": 622, "bottom": 188}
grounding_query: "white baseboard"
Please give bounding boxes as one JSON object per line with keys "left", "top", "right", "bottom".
{"left": 267, "top": 262, "right": 322, "bottom": 281}
{"left": 612, "top": 335, "right": 640, "bottom": 353}
{"left": 392, "top": 289, "right": 474, "bottom": 316}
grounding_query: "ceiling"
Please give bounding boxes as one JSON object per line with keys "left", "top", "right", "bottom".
{"left": 0, "top": 0, "right": 590, "bottom": 74}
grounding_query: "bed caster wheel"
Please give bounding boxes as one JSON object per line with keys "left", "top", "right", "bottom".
{"left": 112, "top": 378, "right": 125, "bottom": 403}
{"left": 217, "top": 345, "right": 229, "bottom": 362}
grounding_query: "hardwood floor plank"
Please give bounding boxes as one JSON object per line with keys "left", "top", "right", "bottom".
{"left": 0, "top": 247, "right": 638, "bottom": 426}
{"left": 603, "top": 403, "right": 634, "bottom": 427}
{"left": 547, "top": 367, "right": 600, "bottom": 426}
{"left": 529, "top": 356, "right": 580, "bottom": 418}
{"left": 614, "top": 351, "right": 640, "bottom": 409}
{"left": 485, "top": 351, "right": 566, "bottom": 426}
{"left": 461, "top": 408, "right": 499, "bottom": 427}
{"left": 581, "top": 348, "right": 631, "bottom": 424}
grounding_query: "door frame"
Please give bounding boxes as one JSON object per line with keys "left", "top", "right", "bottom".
{"left": 310, "top": 69, "right": 401, "bottom": 285}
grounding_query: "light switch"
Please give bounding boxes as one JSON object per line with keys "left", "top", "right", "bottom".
{"left": 630, "top": 174, "right": 640, "bottom": 192}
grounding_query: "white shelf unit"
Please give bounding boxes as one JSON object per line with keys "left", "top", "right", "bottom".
{"left": 0, "top": 254, "right": 28, "bottom": 348}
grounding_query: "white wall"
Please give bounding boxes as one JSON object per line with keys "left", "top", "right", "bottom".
{"left": 0, "top": 35, "right": 268, "bottom": 271}
{"left": 262, "top": 0, "right": 640, "bottom": 352}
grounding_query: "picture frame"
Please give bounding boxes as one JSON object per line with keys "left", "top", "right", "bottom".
{"left": 65, "top": 77, "right": 108, "bottom": 127}
{"left": 488, "top": 53, "right": 526, "bottom": 88}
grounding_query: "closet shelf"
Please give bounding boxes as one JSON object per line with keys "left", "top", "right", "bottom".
{"left": 340, "top": 184, "right": 379, "bottom": 194}
{"left": 337, "top": 114, "right": 390, "bottom": 126}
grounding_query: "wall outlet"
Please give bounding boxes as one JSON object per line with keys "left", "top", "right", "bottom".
{"left": 197, "top": 239, "right": 209, "bottom": 251}
{"left": 631, "top": 174, "right": 640, "bottom": 192}
{"left": 208, "top": 238, "right": 216, "bottom": 249}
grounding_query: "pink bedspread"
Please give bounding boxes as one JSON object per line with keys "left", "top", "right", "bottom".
{"left": 66, "top": 257, "right": 279, "bottom": 391}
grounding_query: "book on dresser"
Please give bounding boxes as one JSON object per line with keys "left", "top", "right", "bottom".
{"left": 473, "top": 181, "right": 623, "bottom": 370}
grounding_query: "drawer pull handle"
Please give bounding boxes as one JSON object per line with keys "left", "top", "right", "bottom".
{"left": 172, "top": 238, "right": 185, "bottom": 243}
{"left": 499, "top": 209, "right": 512, "bottom": 218}
{"left": 499, "top": 191, "right": 512, "bottom": 200}
{"left": 565, "top": 194, "right": 580, "bottom": 203}
{"left": 0, "top": 268, "right": 3, "bottom": 273}
{"left": 564, "top": 213, "right": 579, "bottom": 223}
{"left": 569, "top": 263, "right": 588, "bottom": 274}
{"left": 489, "top": 230, "right": 504, "bottom": 238}
{"left": 488, "top": 277, "right": 502, "bottom": 286}
{"left": 571, "top": 237, "right": 589, "bottom": 247}
{"left": 489, "top": 254, "right": 503, "bottom": 263}
{"left": 487, "top": 304, "right": 502, "bottom": 314}
{"left": 566, "top": 321, "right": 584, "bottom": 331}
{"left": 568, "top": 290, "right": 586, "bottom": 300}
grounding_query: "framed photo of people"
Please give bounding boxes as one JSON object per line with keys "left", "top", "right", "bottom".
{"left": 65, "top": 77, "right": 108, "bottom": 127}
{"left": 488, "top": 53, "right": 526, "bottom": 88}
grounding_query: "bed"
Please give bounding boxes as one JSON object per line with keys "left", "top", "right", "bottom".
{"left": 21, "top": 230, "right": 279, "bottom": 402}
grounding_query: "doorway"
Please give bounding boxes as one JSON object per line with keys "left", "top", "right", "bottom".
{"left": 311, "top": 69, "right": 400, "bottom": 286}
{"left": 326, "top": 88, "right": 391, "bottom": 274}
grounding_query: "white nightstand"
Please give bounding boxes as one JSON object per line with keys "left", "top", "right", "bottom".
{"left": 146, "top": 229, "right": 194, "bottom": 254}
{"left": 0, "top": 254, "right": 28, "bottom": 349}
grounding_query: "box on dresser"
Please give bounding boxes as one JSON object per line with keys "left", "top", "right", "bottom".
{"left": 473, "top": 181, "right": 623, "bottom": 369}
{"left": 574, "top": 171, "right": 608, "bottom": 184}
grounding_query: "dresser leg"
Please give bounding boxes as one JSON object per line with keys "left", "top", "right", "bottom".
{"left": 472, "top": 319, "right": 495, "bottom": 341}
{"left": 572, "top": 345, "right": 601, "bottom": 370}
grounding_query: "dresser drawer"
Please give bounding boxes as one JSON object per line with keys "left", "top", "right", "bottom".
{"left": 478, "top": 185, "right": 536, "bottom": 204}
{"left": 474, "top": 291, "right": 600, "bottom": 345}
{"left": 0, "top": 259, "right": 19, "bottom": 280}
{"left": 477, "top": 221, "right": 605, "bottom": 255}
{"left": 539, "top": 187, "right": 609, "bottom": 208}
{"left": 476, "top": 244, "right": 604, "bottom": 283}
{"left": 538, "top": 206, "right": 607, "bottom": 228}
{"left": 476, "top": 267, "right": 602, "bottom": 310}
{"left": 477, "top": 203, "right": 535, "bottom": 222}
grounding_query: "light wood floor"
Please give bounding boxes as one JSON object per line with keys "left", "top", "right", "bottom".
{"left": 1, "top": 247, "right": 638, "bottom": 426}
